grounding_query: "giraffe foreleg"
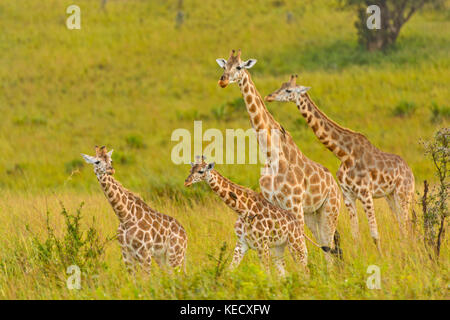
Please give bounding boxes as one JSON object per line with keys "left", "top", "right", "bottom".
{"left": 229, "top": 241, "right": 248, "bottom": 270}
{"left": 342, "top": 190, "right": 359, "bottom": 240}
{"left": 167, "top": 235, "right": 187, "bottom": 272}
{"left": 287, "top": 234, "right": 309, "bottom": 275}
{"left": 271, "top": 245, "right": 286, "bottom": 278}
{"left": 360, "top": 192, "right": 382, "bottom": 255}
{"left": 121, "top": 247, "right": 137, "bottom": 274}
{"left": 257, "top": 242, "right": 271, "bottom": 275}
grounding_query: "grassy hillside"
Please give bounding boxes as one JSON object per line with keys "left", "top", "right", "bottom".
{"left": 0, "top": 0, "right": 448, "bottom": 299}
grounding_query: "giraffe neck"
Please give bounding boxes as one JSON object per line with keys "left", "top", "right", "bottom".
{"left": 238, "top": 70, "right": 284, "bottom": 154}
{"left": 295, "top": 93, "right": 358, "bottom": 160}
{"left": 205, "top": 170, "right": 248, "bottom": 216}
{"left": 97, "top": 174, "right": 134, "bottom": 224}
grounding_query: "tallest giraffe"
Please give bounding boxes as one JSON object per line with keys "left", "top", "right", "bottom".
{"left": 216, "top": 50, "right": 342, "bottom": 260}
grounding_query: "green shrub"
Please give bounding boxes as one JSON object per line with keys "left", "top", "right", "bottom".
{"left": 126, "top": 135, "right": 146, "bottom": 149}
{"left": 430, "top": 101, "right": 450, "bottom": 123}
{"left": 393, "top": 100, "right": 417, "bottom": 117}
{"left": 27, "top": 202, "right": 111, "bottom": 283}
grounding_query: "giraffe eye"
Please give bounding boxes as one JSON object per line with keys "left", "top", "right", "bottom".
{"left": 236, "top": 66, "right": 242, "bottom": 70}
{"left": 198, "top": 170, "right": 204, "bottom": 174}
{"left": 286, "top": 89, "right": 292, "bottom": 93}
{"left": 95, "top": 161, "right": 100, "bottom": 164}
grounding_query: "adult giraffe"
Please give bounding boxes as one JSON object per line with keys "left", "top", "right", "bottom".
{"left": 216, "top": 50, "right": 342, "bottom": 260}
{"left": 265, "top": 75, "right": 415, "bottom": 253}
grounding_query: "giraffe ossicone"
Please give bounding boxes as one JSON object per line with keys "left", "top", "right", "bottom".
{"left": 82, "top": 145, "right": 188, "bottom": 273}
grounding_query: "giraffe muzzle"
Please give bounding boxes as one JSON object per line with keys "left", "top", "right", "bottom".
{"left": 218, "top": 75, "right": 229, "bottom": 88}
{"left": 184, "top": 180, "right": 192, "bottom": 187}
{"left": 264, "top": 95, "right": 275, "bottom": 102}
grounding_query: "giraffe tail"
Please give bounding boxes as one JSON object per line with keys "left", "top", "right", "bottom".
{"left": 330, "top": 230, "right": 343, "bottom": 260}
{"left": 319, "top": 230, "right": 343, "bottom": 260}
{"left": 183, "top": 252, "right": 187, "bottom": 274}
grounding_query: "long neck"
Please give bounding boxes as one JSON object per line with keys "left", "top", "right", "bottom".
{"left": 238, "top": 71, "right": 284, "bottom": 152}
{"left": 295, "top": 93, "right": 360, "bottom": 161}
{"left": 205, "top": 170, "right": 249, "bottom": 216}
{"left": 97, "top": 174, "right": 134, "bottom": 223}
{"left": 238, "top": 70, "right": 301, "bottom": 162}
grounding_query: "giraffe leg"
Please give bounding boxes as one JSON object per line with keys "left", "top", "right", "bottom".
{"left": 393, "top": 189, "right": 413, "bottom": 237}
{"left": 141, "top": 254, "right": 152, "bottom": 274}
{"left": 121, "top": 247, "right": 137, "bottom": 274}
{"left": 360, "top": 193, "right": 382, "bottom": 255}
{"left": 386, "top": 194, "right": 404, "bottom": 235}
{"left": 317, "top": 196, "right": 341, "bottom": 265}
{"left": 167, "top": 243, "right": 186, "bottom": 273}
{"left": 229, "top": 241, "right": 248, "bottom": 270}
{"left": 257, "top": 242, "right": 271, "bottom": 275}
{"left": 287, "top": 234, "right": 309, "bottom": 275}
{"left": 271, "top": 245, "right": 286, "bottom": 278}
{"left": 342, "top": 190, "right": 359, "bottom": 240}
{"left": 304, "top": 212, "right": 321, "bottom": 245}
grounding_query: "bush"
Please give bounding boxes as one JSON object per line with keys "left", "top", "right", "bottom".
{"left": 393, "top": 100, "right": 416, "bottom": 117}
{"left": 430, "top": 101, "right": 450, "bottom": 123}
{"left": 126, "top": 135, "right": 146, "bottom": 149}
{"left": 27, "top": 202, "right": 111, "bottom": 284}
{"left": 420, "top": 128, "right": 448, "bottom": 258}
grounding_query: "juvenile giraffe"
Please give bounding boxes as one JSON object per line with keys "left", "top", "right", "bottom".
{"left": 265, "top": 75, "right": 415, "bottom": 252}
{"left": 216, "top": 50, "right": 342, "bottom": 261}
{"left": 184, "top": 156, "right": 309, "bottom": 277}
{"left": 82, "top": 146, "right": 187, "bottom": 272}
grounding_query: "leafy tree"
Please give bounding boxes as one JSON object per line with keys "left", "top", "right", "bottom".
{"left": 342, "top": 0, "right": 441, "bottom": 51}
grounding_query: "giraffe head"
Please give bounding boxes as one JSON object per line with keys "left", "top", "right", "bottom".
{"left": 216, "top": 49, "right": 257, "bottom": 88}
{"left": 184, "top": 156, "right": 215, "bottom": 187}
{"left": 81, "top": 146, "right": 115, "bottom": 177}
{"left": 264, "top": 75, "right": 311, "bottom": 103}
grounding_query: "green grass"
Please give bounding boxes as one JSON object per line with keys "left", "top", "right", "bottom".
{"left": 0, "top": 0, "right": 448, "bottom": 299}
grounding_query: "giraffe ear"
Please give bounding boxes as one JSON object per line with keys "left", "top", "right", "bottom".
{"left": 207, "top": 162, "right": 215, "bottom": 170}
{"left": 216, "top": 58, "right": 227, "bottom": 68}
{"left": 242, "top": 59, "right": 257, "bottom": 69}
{"left": 107, "top": 149, "right": 114, "bottom": 158}
{"left": 81, "top": 154, "right": 98, "bottom": 165}
{"left": 296, "top": 86, "right": 311, "bottom": 94}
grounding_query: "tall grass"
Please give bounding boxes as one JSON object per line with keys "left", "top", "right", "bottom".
{"left": 0, "top": 192, "right": 447, "bottom": 299}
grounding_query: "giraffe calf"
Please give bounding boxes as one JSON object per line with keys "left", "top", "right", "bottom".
{"left": 184, "top": 157, "right": 309, "bottom": 277}
{"left": 82, "top": 146, "right": 187, "bottom": 273}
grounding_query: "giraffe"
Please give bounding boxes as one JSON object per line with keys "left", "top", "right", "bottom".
{"left": 216, "top": 50, "right": 342, "bottom": 262}
{"left": 82, "top": 146, "right": 188, "bottom": 272}
{"left": 184, "top": 156, "right": 309, "bottom": 277}
{"left": 265, "top": 75, "right": 416, "bottom": 252}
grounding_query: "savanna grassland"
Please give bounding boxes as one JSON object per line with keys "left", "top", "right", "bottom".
{"left": 0, "top": 0, "right": 448, "bottom": 299}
